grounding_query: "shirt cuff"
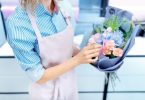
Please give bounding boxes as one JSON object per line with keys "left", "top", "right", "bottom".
{"left": 26, "top": 64, "right": 45, "bottom": 82}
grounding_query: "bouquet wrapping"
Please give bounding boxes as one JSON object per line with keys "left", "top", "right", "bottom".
{"left": 81, "top": 6, "right": 140, "bottom": 73}
{"left": 80, "top": 6, "right": 140, "bottom": 88}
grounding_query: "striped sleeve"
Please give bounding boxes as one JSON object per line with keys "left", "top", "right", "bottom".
{"left": 6, "top": 18, "right": 45, "bottom": 82}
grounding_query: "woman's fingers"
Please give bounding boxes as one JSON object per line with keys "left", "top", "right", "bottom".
{"left": 84, "top": 44, "right": 93, "bottom": 50}
{"left": 84, "top": 44, "right": 102, "bottom": 55}
{"left": 86, "top": 43, "right": 102, "bottom": 50}
{"left": 75, "top": 43, "right": 102, "bottom": 64}
{"left": 85, "top": 44, "right": 101, "bottom": 63}
{"left": 86, "top": 49, "right": 100, "bottom": 55}
{"left": 87, "top": 58, "right": 98, "bottom": 63}
{"left": 86, "top": 52, "right": 99, "bottom": 59}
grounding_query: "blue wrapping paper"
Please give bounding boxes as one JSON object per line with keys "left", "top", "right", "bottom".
{"left": 81, "top": 6, "right": 140, "bottom": 72}
{"left": 92, "top": 25, "right": 140, "bottom": 72}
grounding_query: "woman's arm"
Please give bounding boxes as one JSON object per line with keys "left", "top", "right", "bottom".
{"left": 37, "top": 43, "right": 101, "bottom": 84}
{"left": 6, "top": 8, "right": 101, "bottom": 84}
{"left": 37, "top": 56, "right": 79, "bottom": 84}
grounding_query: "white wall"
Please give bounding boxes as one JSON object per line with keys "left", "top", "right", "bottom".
{"left": 109, "top": 0, "right": 145, "bottom": 21}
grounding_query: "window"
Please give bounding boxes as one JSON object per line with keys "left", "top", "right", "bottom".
{"left": 80, "top": 0, "right": 101, "bottom": 11}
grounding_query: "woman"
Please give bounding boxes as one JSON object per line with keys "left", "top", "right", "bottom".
{"left": 6, "top": 0, "right": 101, "bottom": 100}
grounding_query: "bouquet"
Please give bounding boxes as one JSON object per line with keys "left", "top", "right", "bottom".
{"left": 82, "top": 6, "right": 140, "bottom": 88}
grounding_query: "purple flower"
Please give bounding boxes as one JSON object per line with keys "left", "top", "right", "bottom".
{"left": 110, "top": 31, "right": 124, "bottom": 47}
{"left": 95, "top": 30, "right": 124, "bottom": 48}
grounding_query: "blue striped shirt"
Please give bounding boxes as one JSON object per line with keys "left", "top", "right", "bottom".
{"left": 6, "top": 1, "right": 75, "bottom": 82}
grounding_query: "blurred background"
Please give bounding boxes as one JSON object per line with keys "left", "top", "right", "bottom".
{"left": 0, "top": 0, "right": 145, "bottom": 100}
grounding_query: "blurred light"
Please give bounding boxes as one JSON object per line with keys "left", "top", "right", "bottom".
{"left": 1, "top": 6, "right": 16, "bottom": 11}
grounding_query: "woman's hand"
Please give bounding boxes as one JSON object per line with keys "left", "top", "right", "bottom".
{"left": 74, "top": 43, "right": 102, "bottom": 65}
{"left": 37, "top": 43, "right": 101, "bottom": 84}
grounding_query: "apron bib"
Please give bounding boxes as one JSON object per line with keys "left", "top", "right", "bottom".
{"left": 27, "top": 9, "right": 78, "bottom": 100}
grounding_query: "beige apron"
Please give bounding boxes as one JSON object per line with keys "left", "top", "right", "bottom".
{"left": 27, "top": 9, "right": 78, "bottom": 100}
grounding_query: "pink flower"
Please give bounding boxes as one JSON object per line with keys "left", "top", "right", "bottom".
{"left": 103, "top": 46, "right": 111, "bottom": 55}
{"left": 102, "top": 40, "right": 115, "bottom": 55}
{"left": 113, "top": 48, "right": 123, "bottom": 57}
{"left": 104, "top": 40, "right": 115, "bottom": 50}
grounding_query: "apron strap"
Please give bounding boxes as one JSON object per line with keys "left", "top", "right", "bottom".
{"left": 27, "top": 8, "right": 71, "bottom": 40}
{"left": 27, "top": 10, "right": 43, "bottom": 41}
{"left": 60, "top": 8, "right": 71, "bottom": 25}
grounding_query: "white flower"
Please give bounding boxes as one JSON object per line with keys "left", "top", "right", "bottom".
{"left": 107, "top": 27, "right": 112, "bottom": 32}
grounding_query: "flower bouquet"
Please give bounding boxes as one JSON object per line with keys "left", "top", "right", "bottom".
{"left": 81, "top": 6, "right": 140, "bottom": 88}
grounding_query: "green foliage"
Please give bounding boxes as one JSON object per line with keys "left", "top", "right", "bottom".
{"left": 93, "top": 24, "right": 104, "bottom": 34}
{"left": 104, "top": 16, "right": 118, "bottom": 31}
{"left": 93, "top": 15, "right": 134, "bottom": 44}
{"left": 124, "top": 21, "right": 134, "bottom": 42}
{"left": 103, "top": 15, "right": 127, "bottom": 32}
